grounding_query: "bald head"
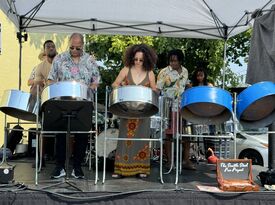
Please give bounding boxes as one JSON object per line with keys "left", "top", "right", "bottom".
{"left": 69, "top": 33, "right": 84, "bottom": 58}
{"left": 69, "top": 33, "right": 84, "bottom": 44}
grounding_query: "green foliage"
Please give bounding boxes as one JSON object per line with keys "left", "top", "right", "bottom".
{"left": 85, "top": 33, "right": 251, "bottom": 103}
{"left": 227, "top": 30, "right": 252, "bottom": 66}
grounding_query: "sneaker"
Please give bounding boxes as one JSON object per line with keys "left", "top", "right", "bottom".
{"left": 51, "top": 166, "right": 66, "bottom": 179}
{"left": 71, "top": 167, "right": 84, "bottom": 179}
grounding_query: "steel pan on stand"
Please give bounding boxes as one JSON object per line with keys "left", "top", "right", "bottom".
{"left": 39, "top": 80, "right": 99, "bottom": 183}
{"left": 181, "top": 86, "right": 233, "bottom": 125}
{"left": 41, "top": 81, "right": 93, "bottom": 109}
{"left": 0, "top": 89, "right": 38, "bottom": 121}
{"left": 40, "top": 81, "right": 94, "bottom": 131}
{"left": 237, "top": 81, "right": 275, "bottom": 129}
{"left": 150, "top": 96, "right": 172, "bottom": 130}
{"left": 109, "top": 85, "right": 159, "bottom": 118}
{"left": 103, "top": 86, "right": 164, "bottom": 183}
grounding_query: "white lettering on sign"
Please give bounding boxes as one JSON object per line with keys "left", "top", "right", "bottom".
{"left": 221, "top": 162, "right": 249, "bottom": 173}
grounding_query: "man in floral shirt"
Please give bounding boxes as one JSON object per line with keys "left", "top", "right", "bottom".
{"left": 157, "top": 49, "right": 196, "bottom": 170}
{"left": 48, "top": 33, "right": 100, "bottom": 179}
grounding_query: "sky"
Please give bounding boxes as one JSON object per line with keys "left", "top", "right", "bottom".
{"left": 228, "top": 57, "right": 248, "bottom": 85}
{"left": 229, "top": 58, "right": 247, "bottom": 76}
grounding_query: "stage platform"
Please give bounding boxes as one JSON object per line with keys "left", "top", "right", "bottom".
{"left": 0, "top": 157, "right": 274, "bottom": 205}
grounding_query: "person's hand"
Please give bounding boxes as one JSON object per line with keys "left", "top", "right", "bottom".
{"left": 186, "top": 83, "right": 192, "bottom": 89}
{"left": 47, "top": 80, "right": 56, "bottom": 85}
{"left": 90, "top": 83, "right": 98, "bottom": 90}
{"left": 153, "top": 88, "right": 161, "bottom": 95}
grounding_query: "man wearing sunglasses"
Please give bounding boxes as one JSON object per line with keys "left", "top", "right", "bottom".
{"left": 47, "top": 33, "right": 100, "bottom": 179}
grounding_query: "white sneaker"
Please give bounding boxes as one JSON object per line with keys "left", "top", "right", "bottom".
{"left": 51, "top": 167, "right": 66, "bottom": 179}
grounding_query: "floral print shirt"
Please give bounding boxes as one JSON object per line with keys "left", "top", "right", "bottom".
{"left": 48, "top": 51, "right": 100, "bottom": 86}
{"left": 157, "top": 65, "right": 189, "bottom": 100}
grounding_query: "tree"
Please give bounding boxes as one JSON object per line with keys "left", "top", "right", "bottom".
{"left": 85, "top": 32, "right": 251, "bottom": 103}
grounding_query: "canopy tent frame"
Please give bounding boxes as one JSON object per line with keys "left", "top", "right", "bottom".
{"left": 1, "top": 0, "right": 275, "bottom": 90}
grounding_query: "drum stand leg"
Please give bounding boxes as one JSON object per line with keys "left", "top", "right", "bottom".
{"left": 164, "top": 138, "right": 174, "bottom": 174}
{"left": 41, "top": 114, "right": 82, "bottom": 191}
{"left": 38, "top": 133, "right": 43, "bottom": 172}
{"left": 163, "top": 106, "right": 174, "bottom": 175}
{"left": 102, "top": 86, "right": 109, "bottom": 184}
{"left": 175, "top": 105, "right": 180, "bottom": 185}
{"left": 159, "top": 127, "right": 164, "bottom": 184}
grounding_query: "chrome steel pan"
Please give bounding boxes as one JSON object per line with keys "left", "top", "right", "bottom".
{"left": 158, "top": 96, "right": 173, "bottom": 119}
{"left": 41, "top": 81, "right": 93, "bottom": 109}
{"left": 181, "top": 86, "right": 233, "bottom": 125}
{"left": 109, "top": 85, "right": 159, "bottom": 118}
{"left": 237, "top": 81, "right": 275, "bottom": 129}
{"left": 0, "top": 89, "right": 38, "bottom": 121}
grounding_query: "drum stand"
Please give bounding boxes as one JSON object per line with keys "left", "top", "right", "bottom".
{"left": 175, "top": 98, "right": 236, "bottom": 185}
{"left": 38, "top": 100, "right": 94, "bottom": 190}
{"left": 36, "top": 89, "right": 99, "bottom": 188}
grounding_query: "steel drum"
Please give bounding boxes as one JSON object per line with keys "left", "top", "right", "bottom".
{"left": 0, "top": 89, "right": 38, "bottom": 121}
{"left": 150, "top": 96, "right": 172, "bottom": 130}
{"left": 109, "top": 85, "right": 159, "bottom": 118}
{"left": 41, "top": 81, "right": 93, "bottom": 109}
{"left": 181, "top": 86, "right": 233, "bottom": 125}
{"left": 237, "top": 81, "right": 275, "bottom": 129}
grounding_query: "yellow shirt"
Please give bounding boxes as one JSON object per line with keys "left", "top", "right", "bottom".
{"left": 34, "top": 59, "right": 52, "bottom": 86}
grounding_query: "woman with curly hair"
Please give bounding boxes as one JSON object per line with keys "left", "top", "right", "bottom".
{"left": 112, "top": 44, "right": 158, "bottom": 178}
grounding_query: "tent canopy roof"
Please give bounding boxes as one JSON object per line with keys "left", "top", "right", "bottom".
{"left": 0, "top": 0, "right": 274, "bottom": 39}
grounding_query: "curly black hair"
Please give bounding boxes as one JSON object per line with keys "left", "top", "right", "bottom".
{"left": 167, "top": 49, "right": 184, "bottom": 64}
{"left": 123, "top": 44, "right": 157, "bottom": 71}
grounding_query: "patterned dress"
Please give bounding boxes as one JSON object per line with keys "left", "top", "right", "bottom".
{"left": 114, "top": 68, "right": 151, "bottom": 176}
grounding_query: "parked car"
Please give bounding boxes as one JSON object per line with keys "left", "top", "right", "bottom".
{"left": 233, "top": 130, "right": 268, "bottom": 167}
{"left": 189, "top": 123, "right": 268, "bottom": 167}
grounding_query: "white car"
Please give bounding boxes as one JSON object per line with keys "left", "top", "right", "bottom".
{"left": 233, "top": 131, "right": 268, "bottom": 167}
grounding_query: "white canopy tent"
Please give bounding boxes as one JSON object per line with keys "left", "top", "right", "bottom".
{"left": 0, "top": 0, "right": 274, "bottom": 88}
{"left": 1, "top": 0, "right": 274, "bottom": 39}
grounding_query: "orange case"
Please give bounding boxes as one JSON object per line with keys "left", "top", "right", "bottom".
{"left": 216, "top": 159, "right": 259, "bottom": 192}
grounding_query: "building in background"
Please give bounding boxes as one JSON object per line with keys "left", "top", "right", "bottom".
{"left": 0, "top": 9, "right": 68, "bottom": 145}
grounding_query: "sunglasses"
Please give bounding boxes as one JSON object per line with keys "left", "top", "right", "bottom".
{"left": 69, "top": 46, "right": 82, "bottom": 51}
{"left": 134, "top": 58, "right": 144, "bottom": 62}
